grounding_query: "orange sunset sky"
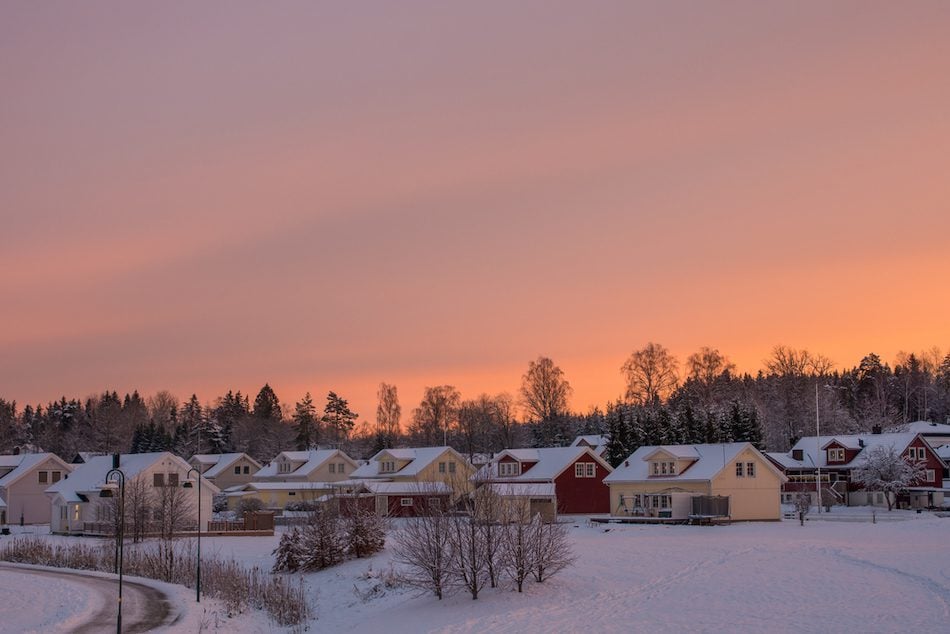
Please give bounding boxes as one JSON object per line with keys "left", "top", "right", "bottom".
{"left": 2, "top": 2, "right": 949, "bottom": 422}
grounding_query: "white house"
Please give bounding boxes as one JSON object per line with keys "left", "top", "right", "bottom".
{"left": 45, "top": 452, "right": 218, "bottom": 535}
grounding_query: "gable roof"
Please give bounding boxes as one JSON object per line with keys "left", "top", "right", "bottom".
{"left": 478, "top": 446, "right": 611, "bottom": 482}
{"left": 351, "top": 446, "right": 464, "bottom": 479}
{"left": 255, "top": 449, "right": 354, "bottom": 478}
{"left": 45, "top": 452, "right": 218, "bottom": 502}
{"left": 190, "top": 453, "right": 261, "bottom": 479}
{"left": 571, "top": 435, "right": 608, "bottom": 448}
{"left": 0, "top": 453, "right": 71, "bottom": 489}
{"left": 605, "top": 443, "right": 784, "bottom": 483}
{"left": 771, "top": 432, "right": 922, "bottom": 470}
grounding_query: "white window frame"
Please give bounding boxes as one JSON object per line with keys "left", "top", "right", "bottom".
{"left": 329, "top": 463, "right": 336, "bottom": 474}
{"left": 586, "top": 463, "right": 596, "bottom": 477}
{"left": 735, "top": 462, "right": 744, "bottom": 477}
{"left": 926, "top": 469, "right": 935, "bottom": 482}
{"left": 499, "top": 462, "right": 520, "bottom": 477}
{"left": 338, "top": 462, "right": 345, "bottom": 473}
{"left": 652, "top": 462, "right": 660, "bottom": 476}
{"left": 234, "top": 466, "right": 241, "bottom": 475}
{"left": 400, "top": 497, "right": 413, "bottom": 507}
{"left": 746, "top": 462, "right": 756, "bottom": 478}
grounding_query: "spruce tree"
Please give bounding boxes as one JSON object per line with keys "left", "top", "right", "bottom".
{"left": 253, "top": 384, "right": 282, "bottom": 422}
{"left": 293, "top": 392, "right": 318, "bottom": 450}
{"left": 323, "top": 391, "right": 358, "bottom": 446}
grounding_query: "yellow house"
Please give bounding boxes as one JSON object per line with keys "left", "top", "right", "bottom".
{"left": 351, "top": 447, "right": 476, "bottom": 496}
{"left": 188, "top": 453, "right": 262, "bottom": 490}
{"left": 604, "top": 443, "right": 787, "bottom": 521}
{"left": 228, "top": 449, "right": 360, "bottom": 511}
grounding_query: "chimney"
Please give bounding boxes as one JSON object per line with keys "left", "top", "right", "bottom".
{"left": 792, "top": 449, "right": 803, "bottom": 461}
{"left": 858, "top": 439, "right": 865, "bottom": 448}
{"left": 624, "top": 460, "right": 629, "bottom": 467}
{"left": 871, "top": 426, "right": 882, "bottom": 435}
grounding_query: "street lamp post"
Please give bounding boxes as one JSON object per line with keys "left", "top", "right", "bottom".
{"left": 99, "top": 454, "right": 126, "bottom": 634}
{"left": 183, "top": 467, "right": 202, "bottom": 603}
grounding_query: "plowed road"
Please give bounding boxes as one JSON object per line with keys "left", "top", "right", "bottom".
{"left": 0, "top": 563, "right": 176, "bottom": 633}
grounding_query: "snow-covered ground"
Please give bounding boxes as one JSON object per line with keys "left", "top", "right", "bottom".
{"left": 3, "top": 510, "right": 949, "bottom": 633}
{"left": 195, "top": 509, "right": 950, "bottom": 633}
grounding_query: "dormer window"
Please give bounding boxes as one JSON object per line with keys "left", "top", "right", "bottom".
{"left": 827, "top": 448, "right": 845, "bottom": 463}
{"left": 498, "top": 462, "right": 520, "bottom": 477}
{"left": 278, "top": 461, "right": 291, "bottom": 474}
{"left": 380, "top": 460, "right": 396, "bottom": 473}
{"left": 650, "top": 461, "right": 676, "bottom": 476}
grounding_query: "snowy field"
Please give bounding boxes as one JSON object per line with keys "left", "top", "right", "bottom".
{"left": 2, "top": 510, "right": 949, "bottom": 633}
{"left": 198, "top": 509, "right": 950, "bottom": 634}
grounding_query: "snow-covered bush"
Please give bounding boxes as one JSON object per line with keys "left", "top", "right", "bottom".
{"left": 299, "top": 509, "right": 345, "bottom": 571}
{"left": 272, "top": 527, "right": 304, "bottom": 573}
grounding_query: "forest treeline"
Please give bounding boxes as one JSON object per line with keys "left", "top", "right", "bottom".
{"left": 1, "top": 344, "right": 948, "bottom": 466}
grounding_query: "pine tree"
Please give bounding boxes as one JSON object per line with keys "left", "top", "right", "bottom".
{"left": 323, "top": 392, "right": 358, "bottom": 447}
{"left": 604, "top": 403, "right": 629, "bottom": 467}
{"left": 253, "top": 384, "right": 282, "bottom": 422}
{"left": 300, "top": 509, "right": 345, "bottom": 570}
{"left": 344, "top": 509, "right": 386, "bottom": 558}
{"left": 272, "top": 528, "right": 305, "bottom": 573}
{"left": 293, "top": 392, "right": 318, "bottom": 450}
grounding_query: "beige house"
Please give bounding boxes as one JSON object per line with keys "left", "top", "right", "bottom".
{"left": 45, "top": 452, "right": 218, "bottom": 535}
{"left": 350, "top": 446, "right": 476, "bottom": 496}
{"left": 226, "top": 449, "right": 360, "bottom": 511}
{"left": 188, "top": 453, "right": 262, "bottom": 489}
{"left": 0, "top": 453, "right": 73, "bottom": 525}
{"left": 605, "top": 443, "right": 786, "bottom": 521}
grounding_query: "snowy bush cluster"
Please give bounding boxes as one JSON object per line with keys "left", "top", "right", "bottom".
{"left": 393, "top": 504, "right": 575, "bottom": 600}
{"left": 0, "top": 536, "right": 310, "bottom": 627}
{"left": 272, "top": 508, "right": 386, "bottom": 573}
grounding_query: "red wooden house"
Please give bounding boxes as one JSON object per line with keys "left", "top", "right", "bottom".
{"left": 476, "top": 446, "right": 613, "bottom": 515}
{"left": 767, "top": 431, "right": 946, "bottom": 509}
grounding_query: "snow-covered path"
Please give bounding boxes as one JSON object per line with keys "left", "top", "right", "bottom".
{"left": 0, "top": 563, "right": 175, "bottom": 633}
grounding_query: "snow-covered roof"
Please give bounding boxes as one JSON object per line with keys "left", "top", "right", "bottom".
{"left": 774, "top": 432, "right": 920, "bottom": 470}
{"left": 351, "top": 447, "right": 460, "bottom": 479}
{"left": 605, "top": 443, "right": 779, "bottom": 483}
{"left": 571, "top": 435, "right": 608, "bottom": 448}
{"left": 644, "top": 445, "right": 701, "bottom": 460}
{"left": 45, "top": 452, "right": 218, "bottom": 502}
{"left": 887, "top": 421, "right": 950, "bottom": 437}
{"left": 935, "top": 445, "right": 950, "bottom": 461}
{"left": 362, "top": 481, "right": 452, "bottom": 495}
{"left": 255, "top": 449, "right": 351, "bottom": 479}
{"left": 0, "top": 453, "right": 69, "bottom": 489}
{"left": 478, "top": 446, "right": 610, "bottom": 482}
{"left": 248, "top": 481, "right": 336, "bottom": 491}
{"left": 190, "top": 453, "right": 260, "bottom": 479}
{"left": 483, "top": 482, "right": 556, "bottom": 498}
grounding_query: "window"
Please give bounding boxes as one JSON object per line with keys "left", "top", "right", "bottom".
{"left": 439, "top": 462, "right": 446, "bottom": 473}
{"left": 73, "top": 504, "right": 80, "bottom": 521}
{"left": 746, "top": 462, "right": 756, "bottom": 478}
{"left": 243, "top": 466, "right": 250, "bottom": 474}
{"left": 38, "top": 471, "right": 48, "bottom": 484}
{"left": 448, "top": 462, "right": 456, "bottom": 474}
{"left": 926, "top": 469, "right": 936, "bottom": 482}
{"left": 338, "top": 463, "right": 345, "bottom": 473}
{"left": 400, "top": 497, "right": 413, "bottom": 507}
{"left": 381, "top": 460, "right": 396, "bottom": 473}
{"left": 650, "top": 462, "right": 675, "bottom": 476}
{"left": 52, "top": 471, "right": 61, "bottom": 483}
{"left": 427, "top": 497, "right": 442, "bottom": 508}
{"left": 827, "top": 448, "right": 845, "bottom": 462}
{"left": 329, "top": 463, "right": 336, "bottom": 474}
{"left": 153, "top": 473, "right": 165, "bottom": 487}
{"left": 278, "top": 462, "right": 291, "bottom": 474}
{"left": 736, "top": 462, "right": 744, "bottom": 477}
{"left": 575, "top": 462, "right": 596, "bottom": 478}
{"left": 288, "top": 491, "right": 296, "bottom": 496}
{"left": 499, "top": 462, "right": 520, "bottom": 477}
{"left": 909, "top": 447, "right": 926, "bottom": 461}
{"left": 652, "top": 462, "right": 660, "bottom": 475}
{"left": 661, "top": 462, "right": 668, "bottom": 475}
{"left": 234, "top": 466, "right": 241, "bottom": 475}
{"left": 168, "top": 473, "right": 179, "bottom": 487}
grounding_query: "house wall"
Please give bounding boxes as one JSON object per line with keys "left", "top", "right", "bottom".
{"left": 403, "top": 451, "right": 475, "bottom": 495}
{"left": 710, "top": 448, "right": 783, "bottom": 520}
{"left": 380, "top": 492, "right": 449, "bottom": 517}
{"left": 552, "top": 456, "right": 611, "bottom": 514}
{"left": 4, "top": 456, "right": 71, "bottom": 524}
{"left": 609, "top": 481, "right": 708, "bottom": 516}
{"left": 251, "top": 485, "right": 334, "bottom": 510}
{"left": 303, "top": 455, "right": 357, "bottom": 482}
{"left": 205, "top": 456, "right": 260, "bottom": 489}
